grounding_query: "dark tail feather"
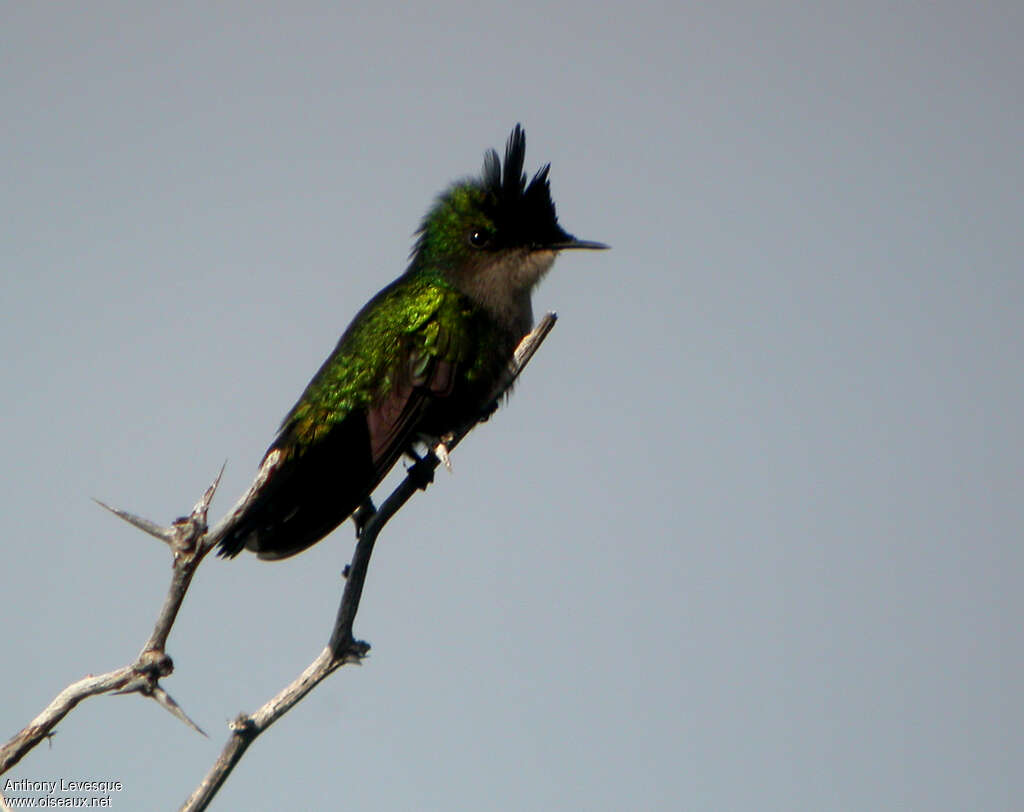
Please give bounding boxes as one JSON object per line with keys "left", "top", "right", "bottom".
{"left": 217, "top": 414, "right": 377, "bottom": 560}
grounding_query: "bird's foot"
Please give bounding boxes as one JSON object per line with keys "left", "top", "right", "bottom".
{"left": 406, "top": 452, "right": 436, "bottom": 491}
{"left": 434, "top": 435, "right": 454, "bottom": 472}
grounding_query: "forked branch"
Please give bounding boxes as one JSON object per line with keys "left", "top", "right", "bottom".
{"left": 180, "top": 312, "right": 557, "bottom": 810}
{"left": 0, "top": 313, "right": 558, "bottom": 812}
{"left": 0, "top": 472, "right": 223, "bottom": 773}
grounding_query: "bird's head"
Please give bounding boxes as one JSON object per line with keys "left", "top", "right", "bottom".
{"left": 410, "top": 125, "right": 607, "bottom": 327}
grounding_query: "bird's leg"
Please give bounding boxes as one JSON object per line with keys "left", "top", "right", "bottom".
{"left": 433, "top": 432, "right": 456, "bottom": 472}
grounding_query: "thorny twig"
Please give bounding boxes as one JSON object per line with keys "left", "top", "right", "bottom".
{"left": 180, "top": 312, "right": 557, "bottom": 810}
{"left": 0, "top": 472, "right": 222, "bottom": 773}
{"left": 0, "top": 313, "right": 558, "bottom": 810}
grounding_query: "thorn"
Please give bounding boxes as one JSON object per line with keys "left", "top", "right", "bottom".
{"left": 151, "top": 685, "right": 207, "bottom": 736}
{"left": 93, "top": 499, "right": 174, "bottom": 545}
{"left": 194, "top": 461, "right": 226, "bottom": 517}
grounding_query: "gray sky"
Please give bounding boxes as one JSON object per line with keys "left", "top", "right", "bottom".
{"left": 2, "top": 2, "right": 1021, "bottom": 809}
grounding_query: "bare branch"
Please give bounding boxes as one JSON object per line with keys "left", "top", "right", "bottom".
{"left": 0, "top": 468, "right": 222, "bottom": 774}
{"left": 1, "top": 667, "right": 134, "bottom": 773}
{"left": 181, "top": 313, "right": 558, "bottom": 811}
{"left": 2, "top": 313, "right": 557, "bottom": 803}
{"left": 202, "top": 451, "right": 284, "bottom": 553}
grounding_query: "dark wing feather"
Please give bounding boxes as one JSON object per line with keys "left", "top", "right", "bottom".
{"left": 366, "top": 320, "right": 462, "bottom": 464}
{"left": 218, "top": 280, "right": 507, "bottom": 560}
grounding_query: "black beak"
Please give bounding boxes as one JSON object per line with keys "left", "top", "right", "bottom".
{"left": 547, "top": 236, "right": 610, "bottom": 251}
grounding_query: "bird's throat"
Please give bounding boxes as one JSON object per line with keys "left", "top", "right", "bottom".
{"left": 457, "top": 250, "right": 556, "bottom": 336}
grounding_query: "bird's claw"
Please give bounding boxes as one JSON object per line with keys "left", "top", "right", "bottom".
{"left": 434, "top": 440, "right": 453, "bottom": 472}
{"left": 407, "top": 456, "right": 435, "bottom": 491}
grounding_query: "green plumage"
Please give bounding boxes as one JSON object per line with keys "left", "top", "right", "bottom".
{"left": 217, "top": 125, "right": 606, "bottom": 560}
{"left": 283, "top": 274, "right": 505, "bottom": 449}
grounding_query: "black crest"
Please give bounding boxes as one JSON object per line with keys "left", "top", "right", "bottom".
{"left": 480, "top": 124, "right": 568, "bottom": 247}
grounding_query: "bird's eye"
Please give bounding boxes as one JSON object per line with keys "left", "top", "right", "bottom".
{"left": 468, "top": 228, "right": 492, "bottom": 249}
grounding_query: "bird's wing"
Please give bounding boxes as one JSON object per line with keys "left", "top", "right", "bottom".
{"left": 217, "top": 278, "right": 501, "bottom": 560}
{"left": 365, "top": 310, "right": 474, "bottom": 468}
{"left": 280, "top": 278, "right": 485, "bottom": 476}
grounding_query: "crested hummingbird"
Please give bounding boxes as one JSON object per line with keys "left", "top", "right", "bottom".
{"left": 217, "top": 125, "right": 607, "bottom": 560}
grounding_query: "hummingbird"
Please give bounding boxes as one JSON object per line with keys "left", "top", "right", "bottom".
{"left": 216, "top": 125, "right": 607, "bottom": 560}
